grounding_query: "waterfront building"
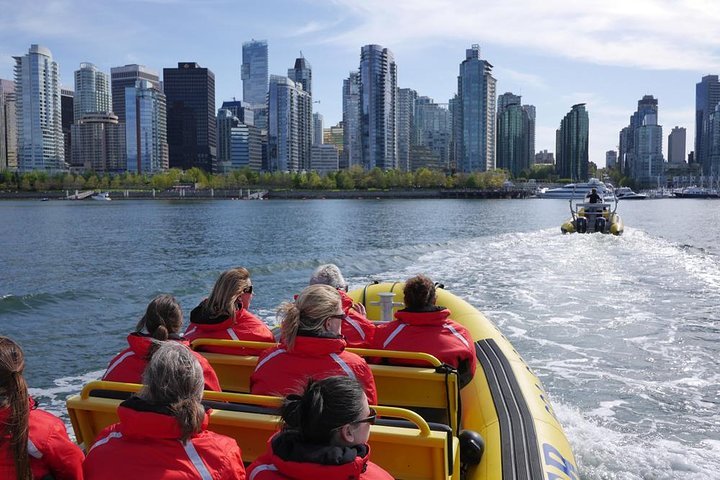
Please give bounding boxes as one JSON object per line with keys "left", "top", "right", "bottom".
{"left": 496, "top": 92, "right": 531, "bottom": 177}
{"left": 359, "top": 44, "right": 398, "bottom": 170}
{"left": 534, "top": 150, "right": 554, "bottom": 165}
{"left": 125, "top": 80, "right": 168, "bottom": 173}
{"left": 413, "top": 96, "right": 451, "bottom": 171}
{"left": 324, "top": 122, "right": 344, "bottom": 158}
{"left": 0, "top": 79, "right": 17, "bottom": 170}
{"left": 242, "top": 39, "right": 269, "bottom": 107}
{"left": 606, "top": 150, "right": 618, "bottom": 169}
{"left": 74, "top": 63, "right": 111, "bottom": 122}
{"left": 342, "top": 71, "right": 361, "bottom": 169}
{"left": 71, "top": 112, "right": 125, "bottom": 172}
{"left": 668, "top": 127, "right": 687, "bottom": 164}
{"left": 163, "top": 62, "right": 216, "bottom": 172}
{"left": 220, "top": 100, "right": 254, "bottom": 126}
{"left": 14, "top": 44, "right": 65, "bottom": 171}
{"left": 618, "top": 126, "right": 632, "bottom": 173}
{"left": 455, "top": 44, "right": 496, "bottom": 172}
{"left": 397, "top": 88, "right": 417, "bottom": 172}
{"left": 110, "top": 64, "right": 160, "bottom": 125}
{"left": 267, "top": 75, "right": 311, "bottom": 172}
{"left": 216, "top": 108, "right": 262, "bottom": 172}
{"left": 288, "top": 56, "right": 312, "bottom": 96}
{"left": 705, "top": 103, "right": 720, "bottom": 177}
{"left": 61, "top": 89, "right": 74, "bottom": 167}
{"left": 555, "top": 104, "right": 589, "bottom": 181}
{"left": 313, "top": 112, "right": 323, "bottom": 145}
{"left": 524, "top": 104, "right": 536, "bottom": 161}
{"left": 310, "top": 144, "right": 339, "bottom": 174}
{"left": 695, "top": 75, "right": 720, "bottom": 173}
{"left": 621, "top": 95, "right": 664, "bottom": 185}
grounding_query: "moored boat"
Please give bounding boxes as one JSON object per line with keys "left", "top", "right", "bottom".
{"left": 672, "top": 186, "right": 720, "bottom": 199}
{"left": 614, "top": 187, "right": 647, "bottom": 200}
{"left": 538, "top": 178, "right": 609, "bottom": 199}
{"left": 91, "top": 192, "right": 111, "bottom": 201}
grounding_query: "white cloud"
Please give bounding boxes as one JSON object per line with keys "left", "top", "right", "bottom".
{"left": 494, "top": 67, "right": 549, "bottom": 91}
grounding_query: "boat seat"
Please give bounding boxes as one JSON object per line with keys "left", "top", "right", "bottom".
{"left": 67, "top": 380, "right": 457, "bottom": 480}
{"left": 191, "top": 340, "right": 461, "bottom": 433}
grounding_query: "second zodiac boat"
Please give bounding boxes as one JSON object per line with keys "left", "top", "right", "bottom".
{"left": 67, "top": 282, "right": 578, "bottom": 480}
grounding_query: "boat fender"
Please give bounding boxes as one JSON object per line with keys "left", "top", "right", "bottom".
{"left": 459, "top": 430, "right": 485, "bottom": 472}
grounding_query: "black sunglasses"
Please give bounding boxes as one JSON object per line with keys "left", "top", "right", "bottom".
{"left": 351, "top": 407, "right": 377, "bottom": 426}
{"left": 242, "top": 285, "right": 253, "bottom": 294}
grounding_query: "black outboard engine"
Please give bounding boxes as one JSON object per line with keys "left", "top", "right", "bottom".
{"left": 595, "top": 216, "right": 607, "bottom": 233}
{"left": 576, "top": 216, "right": 588, "bottom": 233}
{"left": 459, "top": 430, "right": 485, "bottom": 479}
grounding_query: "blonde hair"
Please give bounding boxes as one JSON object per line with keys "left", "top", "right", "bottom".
{"left": 203, "top": 267, "right": 251, "bottom": 320}
{"left": 280, "top": 284, "right": 342, "bottom": 350}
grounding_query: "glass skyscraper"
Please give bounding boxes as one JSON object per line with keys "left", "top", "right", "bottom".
{"left": 360, "top": 44, "right": 397, "bottom": 170}
{"left": 455, "top": 44, "right": 496, "bottom": 173}
{"left": 397, "top": 88, "right": 416, "bottom": 172}
{"left": 125, "top": 80, "right": 168, "bottom": 173}
{"left": 110, "top": 64, "right": 160, "bottom": 125}
{"left": 695, "top": 75, "right": 720, "bottom": 175}
{"left": 268, "top": 75, "right": 311, "bottom": 172}
{"left": 556, "top": 104, "right": 589, "bottom": 181}
{"left": 74, "top": 63, "right": 111, "bottom": 122}
{"left": 342, "top": 71, "right": 361, "bottom": 169}
{"left": 496, "top": 92, "right": 531, "bottom": 178}
{"left": 288, "top": 56, "right": 312, "bottom": 96}
{"left": 0, "top": 79, "right": 17, "bottom": 170}
{"left": 242, "top": 40, "right": 268, "bottom": 107}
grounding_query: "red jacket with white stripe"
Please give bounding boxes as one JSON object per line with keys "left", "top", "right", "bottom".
{"left": 83, "top": 397, "right": 245, "bottom": 480}
{"left": 249, "top": 335, "right": 377, "bottom": 404}
{"left": 185, "top": 303, "right": 275, "bottom": 355}
{"left": 247, "top": 431, "right": 393, "bottom": 480}
{"left": 0, "top": 399, "right": 84, "bottom": 480}
{"left": 338, "top": 290, "right": 376, "bottom": 348}
{"left": 102, "top": 333, "right": 221, "bottom": 391}
{"left": 371, "top": 307, "right": 476, "bottom": 386}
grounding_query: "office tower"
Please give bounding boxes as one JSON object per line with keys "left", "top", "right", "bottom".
{"left": 359, "top": 45, "right": 398, "bottom": 170}
{"left": 71, "top": 112, "right": 125, "bottom": 172}
{"left": 125, "top": 80, "right": 168, "bottom": 173}
{"left": 313, "top": 112, "right": 323, "bottom": 145}
{"left": 534, "top": 150, "right": 554, "bottom": 165}
{"left": 324, "top": 122, "right": 344, "bottom": 154}
{"left": 606, "top": 150, "right": 618, "bottom": 169}
{"left": 496, "top": 92, "right": 531, "bottom": 177}
{"left": 111, "top": 64, "right": 160, "bottom": 124}
{"left": 523, "top": 104, "right": 536, "bottom": 161}
{"left": 242, "top": 39, "right": 268, "bottom": 106}
{"left": 0, "top": 79, "right": 17, "bottom": 170}
{"left": 163, "top": 62, "right": 216, "bottom": 172}
{"left": 14, "top": 45, "right": 65, "bottom": 171}
{"left": 397, "top": 88, "right": 417, "bottom": 172}
{"left": 342, "top": 71, "right": 361, "bottom": 169}
{"left": 455, "top": 44, "right": 496, "bottom": 172}
{"left": 267, "top": 75, "right": 311, "bottom": 172}
{"left": 74, "top": 63, "right": 111, "bottom": 121}
{"left": 704, "top": 104, "right": 720, "bottom": 176}
{"left": 618, "top": 126, "right": 632, "bottom": 173}
{"left": 216, "top": 108, "right": 262, "bottom": 172}
{"left": 288, "top": 56, "right": 312, "bottom": 96}
{"left": 620, "top": 95, "right": 664, "bottom": 185}
{"left": 61, "top": 89, "right": 74, "bottom": 166}
{"left": 221, "top": 100, "right": 254, "bottom": 126}
{"left": 668, "top": 127, "right": 686, "bottom": 164}
{"left": 413, "top": 96, "right": 452, "bottom": 171}
{"left": 695, "top": 75, "right": 720, "bottom": 173}
{"left": 555, "top": 104, "right": 589, "bottom": 181}
{"left": 310, "top": 144, "right": 339, "bottom": 173}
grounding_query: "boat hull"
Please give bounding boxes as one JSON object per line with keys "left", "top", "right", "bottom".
{"left": 351, "top": 283, "right": 578, "bottom": 480}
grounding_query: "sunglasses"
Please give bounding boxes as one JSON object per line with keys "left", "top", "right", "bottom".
{"left": 351, "top": 407, "right": 377, "bottom": 426}
{"left": 242, "top": 285, "right": 253, "bottom": 294}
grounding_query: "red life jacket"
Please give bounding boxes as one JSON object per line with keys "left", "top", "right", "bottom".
{"left": 102, "top": 333, "right": 221, "bottom": 391}
{"left": 0, "top": 398, "right": 84, "bottom": 480}
{"left": 250, "top": 335, "right": 377, "bottom": 404}
{"left": 185, "top": 305, "right": 275, "bottom": 355}
{"left": 338, "top": 290, "right": 376, "bottom": 348}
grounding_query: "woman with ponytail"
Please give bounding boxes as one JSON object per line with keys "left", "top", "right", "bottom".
{"left": 185, "top": 268, "right": 275, "bottom": 355}
{"left": 249, "top": 285, "right": 377, "bottom": 404}
{"left": 84, "top": 342, "right": 245, "bottom": 479}
{"left": 247, "top": 376, "right": 392, "bottom": 479}
{"left": 102, "top": 294, "right": 221, "bottom": 391}
{"left": 0, "top": 336, "right": 84, "bottom": 480}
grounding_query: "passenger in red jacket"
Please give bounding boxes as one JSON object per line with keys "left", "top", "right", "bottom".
{"left": 250, "top": 284, "right": 377, "bottom": 404}
{"left": 309, "top": 264, "right": 376, "bottom": 347}
{"left": 84, "top": 342, "right": 245, "bottom": 480}
{"left": 372, "top": 274, "right": 477, "bottom": 388}
{"left": 102, "top": 294, "right": 221, "bottom": 391}
{"left": 247, "top": 376, "right": 392, "bottom": 480}
{"left": 0, "top": 336, "right": 84, "bottom": 480}
{"left": 185, "top": 267, "right": 275, "bottom": 355}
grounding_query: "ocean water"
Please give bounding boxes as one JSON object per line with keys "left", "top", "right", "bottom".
{"left": 1, "top": 197, "right": 718, "bottom": 479}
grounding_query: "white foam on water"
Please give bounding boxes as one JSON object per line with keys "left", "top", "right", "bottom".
{"left": 29, "top": 369, "right": 104, "bottom": 420}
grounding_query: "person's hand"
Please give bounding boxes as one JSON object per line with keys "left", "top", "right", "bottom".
{"left": 352, "top": 302, "right": 366, "bottom": 317}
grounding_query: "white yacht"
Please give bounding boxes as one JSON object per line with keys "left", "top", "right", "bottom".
{"left": 614, "top": 187, "right": 647, "bottom": 200}
{"left": 91, "top": 192, "right": 111, "bottom": 201}
{"left": 537, "top": 178, "right": 609, "bottom": 199}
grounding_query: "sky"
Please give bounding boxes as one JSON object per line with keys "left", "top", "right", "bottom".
{"left": 2, "top": 0, "right": 719, "bottom": 166}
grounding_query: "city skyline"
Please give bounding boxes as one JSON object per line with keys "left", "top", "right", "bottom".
{"left": 1, "top": 1, "right": 717, "bottom": 167}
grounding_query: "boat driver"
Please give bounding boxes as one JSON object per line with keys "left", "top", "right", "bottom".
{"left": 587, "top": 188, "right": 601, "bottom": 203}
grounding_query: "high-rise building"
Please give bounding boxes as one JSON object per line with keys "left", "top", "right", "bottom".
{"left": 71, "top": 112, "right": 125, "bottom": 172}
{"left": 74, "top": 63, "right": 111, "bottom": 121}
{"left": 61, "top": 88, "right": 74, "bottom": 167}
{"left": 695, "top": 75, "right": 720, "bottom": 173}
{"left": 242, "top": 39, "right": 269, "bottom": 107}
{"left": 704, "top": 103, "right": 720, "bottom": 177}
{"left": 621, "top": 95, "right": 664, "bottom": 185}
{"left": 342, "top": 71, "right": 361, "bottom": 169}
{"left": 413, "top": 96, "right": 451, "bottom": 171}
{"left": 288, "top": 56, "right": 312, "bottom": 96}
{"left": 668, "top": 127, "right": 686, "bottom": 164}
{"left": 310, "top": 144, "right": 339, "bottom": 173}
{"left": 324, "top": 122, "right": 344, "bottom": 157}
{"left": 125, "top": 80, "right": 168, "bottom": 173}
{"left": 267, "top": 75, "right": 311, "bottom": 172}
{"left": 359, "top": 45, "right": 397, "bottom": 170}
{"left": 556, "top": 104, "right": 589, "bottom": 181}
{"left": 0, "top": 79, "right": 18, "bottom": 170}
{"left": 216, "top": 108, "right": 262, "bottom": 172}
{"left": 397, "top": 88, "right": 417, "bottom": 172}
{"left": 618, "top": 126, "right": 632, "bottom": 173}
{"left": 14, "top": 45, "right": 65, "bottom": 171}
{"left": 220, "top": 100, "right": 254, "bottom": 126}
{"left": 534, "top": 150, "right": 554, "bottom": 165}
{"left": 110, "top": 64, "right": 160, "bottom": 125}
{"left": 523, "top": 104, "right": 536, "bottom": 161}
{"left": 606, "top": 150, "right": 618, "bottom": 169}
{"left": 163, "top": 62, "right": 216, "bottom": 172}
{"left": 313, "top": 112, "right": 323, "bottom": 145}
{"left": 455, "top": 44, "right": 496, "bottom": 172}
{"left": 496, "top": 92, "right": 532, "bottom": 177}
